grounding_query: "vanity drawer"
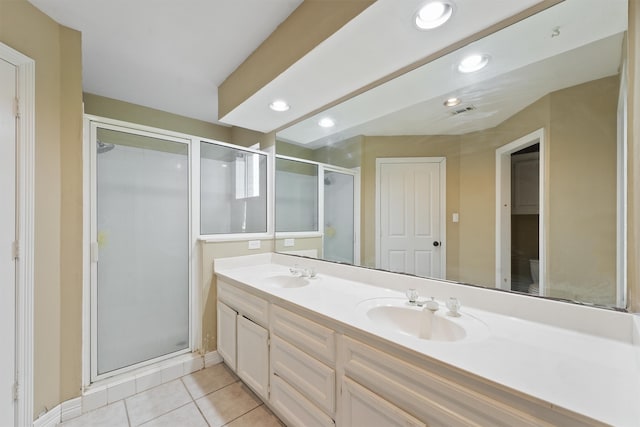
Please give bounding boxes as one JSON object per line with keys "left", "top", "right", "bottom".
{"left": 271, "top": 335, "right": 335, "bottom": 415}
{"left": 217, "top": 280, "right": 268, "bottom": 326}
{"left": 271, "top": 304, "right": 336, "bottom": 364}
{"left": 342, "top": 336, "right": 557, "bottom": 427}
{"left": 270, "top": 374, "right": 335, "bottom": 427}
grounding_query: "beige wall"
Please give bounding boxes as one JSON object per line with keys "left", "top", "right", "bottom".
{"left": 547, "top": 77, "right": 618, "bottom": 304}
{"left": 274, "top": 236, "right": 323, "bottom": 257}
{"left": 84, "top": 93, "right": 233, "bottom": 142}
{"left": 0, "top": 0, "right": 83, "bottom": 415}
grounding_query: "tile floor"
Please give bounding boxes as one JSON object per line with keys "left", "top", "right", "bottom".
{"left": 59, "top": 363, "right": 285, "bottom": 427}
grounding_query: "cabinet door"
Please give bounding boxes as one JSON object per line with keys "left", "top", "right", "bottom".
{"left": 217, "top": 301, "right": 237, "bottom": 371}
{"left": 342, "top": 377, "right": 425, "bottom": 427}
{"left": 237, "top": 315, "right": 269, "bottom": 399}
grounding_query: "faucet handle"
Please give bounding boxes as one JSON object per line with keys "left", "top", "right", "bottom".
{"left": 289, "top": 264, "right": 301, "bottom": 276}
{"left": 405, "top": 288, "right": 419, "bottom": 305}
{"left": 446, "top": 297, "right": 461, "bottom": 317}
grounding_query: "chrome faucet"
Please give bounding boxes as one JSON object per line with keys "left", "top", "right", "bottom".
{"left": 289, "top": 265, "right": 317, "bottom": 278}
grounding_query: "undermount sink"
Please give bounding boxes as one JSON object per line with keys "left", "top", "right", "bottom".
{"left": 356, "top": 298, "right": 488, "bottom": 342}
{"left": 261, "top": 275, "right": 310, "bottom": 288}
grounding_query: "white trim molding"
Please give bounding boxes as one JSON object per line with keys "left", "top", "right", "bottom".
{"left": 0, "top": 42, "right": 35, "bottom": 427}
{"left": 60, "top": 397, "right": 82, "bottom": 422}
{"left": 32, "top": 407, "right": 60, "bottom": 427}
{"left": 204, "top": 350, "right": 223, "bottom": 368}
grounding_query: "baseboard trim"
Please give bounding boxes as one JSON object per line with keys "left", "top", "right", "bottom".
{"left": 204, "top": 350, "right": 222, "bottom": 367}
{"left": 33, "top": 405, "right": 61, "bottom": 427}
{"left": 60, "top": 396, "right": 82, "bottom": 422}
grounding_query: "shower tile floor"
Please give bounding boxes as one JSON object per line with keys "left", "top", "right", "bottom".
{"left": 58, "top": 363, "right": 285, "bottom": 427}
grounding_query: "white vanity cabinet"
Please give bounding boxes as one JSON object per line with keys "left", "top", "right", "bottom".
{"left": 217, "top": 280, "right": 269, "bottom": 399}
{"left": 215, "top": 273, "right": 607, "bottom": 427}
{"left": 270, "top": 305, "right": 337, "bottom": 427}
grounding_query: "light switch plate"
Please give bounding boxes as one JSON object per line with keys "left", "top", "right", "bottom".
{"left": 453, "top": 213, "right": 459, "bottom": 223}
{"left": 248, "top": 240, "right": 261, "bottom": 250}
{"left": 284, "top": 238, "right": 295, "bottom": 247}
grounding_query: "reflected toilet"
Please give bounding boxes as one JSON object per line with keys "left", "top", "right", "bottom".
{"left": 529, "top": 259, "right": 539, "bottom": 295}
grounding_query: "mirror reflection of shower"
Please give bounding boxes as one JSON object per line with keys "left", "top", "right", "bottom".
{"left": 97, "top": 139, "right": 115, "bottom": 154}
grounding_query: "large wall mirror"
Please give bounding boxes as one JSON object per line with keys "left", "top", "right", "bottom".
{"left": 274, "top": 0, "right": 628, "bottom": 309}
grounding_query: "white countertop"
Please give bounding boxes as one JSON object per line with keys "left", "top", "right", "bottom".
{"left": 214, "top": 254, "right": 640, "bottom": 427}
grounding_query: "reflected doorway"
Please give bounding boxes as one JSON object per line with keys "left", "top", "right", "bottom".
{"left": 510, "top": 144, "right": 540, "bottom": 294}
{"left": 496, "top": 129, "right": 545, "bottom": 295}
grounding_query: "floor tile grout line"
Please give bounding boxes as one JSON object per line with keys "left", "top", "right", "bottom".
{"left": 220, "top": 403, "right": 264, "bottom": 427}
{"left": 180, "top": 376, "right": 197, "bottom": 402}
{"left": 180, "top": 375, "right": 212, "bottom": 427}
{"left": 136, "top": 401, "right": 194, "bottom": 427}
{"left": 196, "top": 378, "right": 242, "bottom": 401}
{"left": 123, "top": 399, "right": 132, "bottom": 427}
{"left": 126, "top": 380, "right": 192, "bottom": 426}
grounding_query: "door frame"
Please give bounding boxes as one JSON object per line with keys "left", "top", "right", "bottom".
{"left": 375, "top": 157, "right": 446, "bottom": 278}
{"left": 0, "top": 42, "right": 35, "bottom": 427}
{"left": 495, "top": 128, "right": 545, "bottom": 294}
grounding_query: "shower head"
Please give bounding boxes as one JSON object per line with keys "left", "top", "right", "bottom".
{"left": 97, "top": 140, "right": 115, "bottom": 154}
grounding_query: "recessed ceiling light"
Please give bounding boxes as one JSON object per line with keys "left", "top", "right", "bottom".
{"left": 458, "top": 54, "right": 490, "bottom": 73}
{"left": 443, "top": 97, "right": 461, "bottom": 107}
{"left": 415, "top": 2, "right": 453, "bottom": 30}
{"left": 269, "top": 100, "right": 290, "bottom": 112}
{"left": 318, "top": 117, "right": 335, "bottom": 128}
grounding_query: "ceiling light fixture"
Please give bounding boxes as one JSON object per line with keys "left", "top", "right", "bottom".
{"left": 318, "top": 117, "right": 335, "bottom": 128}
{"left": 415, "top": 1, "right": 453, "bottom": 30}
{"left": 458, "top": 54, "right": 490, "bottom": 73}
{"left": 443, "top": 97, "right": 461, "bottom": 107}
{"left": 269, "top": 100, "right": 290, "bottom": 112}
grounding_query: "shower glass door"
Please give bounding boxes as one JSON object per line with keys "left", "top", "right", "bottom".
{"left": 92, "top": 124, "right": 190, "bottom": 380}
{"left": 323, "top": 169, "right": 356, "bottom": 264}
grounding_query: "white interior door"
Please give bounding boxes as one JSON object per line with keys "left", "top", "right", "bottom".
{"left": 0, "top": 58, "right": 17, "bottom": 427}
{"left": 376, "top": 158, "right": 445, "bottom": 278}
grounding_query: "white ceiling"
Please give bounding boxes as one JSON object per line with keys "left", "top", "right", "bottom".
{"left": 278, "top": 0, "right": 627, "bottom": 147}
{"left": 26, "top": 0, "right": 303, "bottom": 124}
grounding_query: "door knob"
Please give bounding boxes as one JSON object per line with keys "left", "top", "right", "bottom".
{"left": 433, "top": 241, "right": 440, "bottom": 247}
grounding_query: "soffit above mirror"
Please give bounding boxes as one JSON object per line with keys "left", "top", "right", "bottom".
{"left": 278, "top": 0, "right": 626, "bottom": 148}
{"left": 219, "top": 0, "right": 552, "bottom": 133}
